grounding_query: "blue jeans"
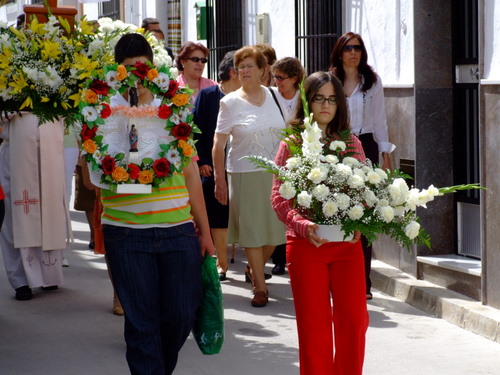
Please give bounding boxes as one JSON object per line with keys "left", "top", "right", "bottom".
{"left": 103, "top": 223, "right": 203, "bottom": 375}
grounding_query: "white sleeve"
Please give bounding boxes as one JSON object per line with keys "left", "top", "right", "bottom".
{"left": 371, "top": 78, "right": 395, "bottom": 154}
{"left": 215, "top": 99, "right": 234, "bottom": 135}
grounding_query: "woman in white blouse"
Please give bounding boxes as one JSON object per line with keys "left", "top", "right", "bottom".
{"left": 212, "top": 46, "right": 286, "bottom": 308}
{"left": 330, "top": 32, "right": 395, "bottom": 299}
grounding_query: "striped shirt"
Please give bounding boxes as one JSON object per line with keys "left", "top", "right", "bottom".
{"left": 101, "top": 173, "right": 193, "bottom": 228}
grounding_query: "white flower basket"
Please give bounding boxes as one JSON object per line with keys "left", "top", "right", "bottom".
{"left": 316, "top": 224, "right": 353, "bottom": 242}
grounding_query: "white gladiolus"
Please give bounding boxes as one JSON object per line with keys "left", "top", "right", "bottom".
{"left": 405, "top": 221, "right": 421, "bottom": 239}
{"left": 322, "top": 200, "right": 338, "bottom": 217}
{"left": 279, "top": 181, "right": 296, "bottom": 200}
{"left": 330, "top": 140, "right": 346, "bottom": 151}
{"left": 406, "top": 188, "right": 420, "bottom": 211}
{"left": 297, "top": 191, "right": 312, "bottom": 208}
{"left": 379, "top": 206, "right": 395, "bottom": 223}
{"left": 348, "top": 205, "right": 364, "bottom": 220}
{"left": 312, "top": 184, "right": 329, "bottom": 200}
{"left": 286, "top": 157, "right": 301, "bottom": 169}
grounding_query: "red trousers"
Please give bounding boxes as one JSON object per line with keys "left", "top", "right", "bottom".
{"left": 287, "top": 238, "right": 369, "bottom": 375}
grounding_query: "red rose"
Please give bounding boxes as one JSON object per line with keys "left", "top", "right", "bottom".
{"left": 101, "top": 156, "right": 116, "bottom": 175}
{"left": 164, "top": 80, "right": 179, "bottom": 98}
{"left": 90, "top": 80, "right": 110, "bottom": 96}
{"left": 152, "top": 157, "right": 171, "bottom": 177}
{"left": 171, "top": 123, "right": 192, "bottom": 140}
{"left": 158, "top": 104, "right": 172, "bottom": 119}
{"left": 100, "top": 103, "right": 111, "bottom": 119}
{"left": 128, "top": 163, "right": 140, "bottom": 180}
{"left": 81, "top": 123, "right": 97, "bottom": 141}
{"left": 132, "top": 62, "right": 149, "bottom": 80}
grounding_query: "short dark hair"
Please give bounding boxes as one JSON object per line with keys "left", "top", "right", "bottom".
{"left": 254, "top": 43, "right": 277, "bottom": 65}
{"left": 175, "top": 41, "right": 210, "bottom": 71}
{"left": 114, "top": 33, "right": 154, "bottom": 64}
{"left": 271, "top": 57, "right": 305, "bottom": 90}
{"left": 218, "top": 51, "right": 236, "bottom": 82}
{"left": 141, "top": 17, "right": 160, "bottom": 30}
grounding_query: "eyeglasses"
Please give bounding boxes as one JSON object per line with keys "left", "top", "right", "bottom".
{"left": 343, "top": 45, "right": 362, "bottom": 52}
{"left": 312, "top": 95, "right": 337, "bottom": 105}
{"left": 186, "top": 57, "right": 208, "bottom": 63}
{"left": 237, "top": 64, "right": 256, "bottom": 71}
{"left": 273, "top": 74, "right": 290, "bottom": 82}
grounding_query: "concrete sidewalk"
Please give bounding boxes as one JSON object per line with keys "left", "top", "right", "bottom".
{"left": 371, "top": 259, "right": 500, "bottom": 344}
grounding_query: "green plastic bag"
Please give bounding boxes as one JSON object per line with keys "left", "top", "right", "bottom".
{"left": 193, "top": 254, "right": 224, "bottom": 355}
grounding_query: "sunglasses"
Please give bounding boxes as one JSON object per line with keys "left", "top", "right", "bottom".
{"left": 186, "top": 57, "right": 208, "bottom": 63}
{"left": 273, "top": 75, "right": 290, "bottom": 82}
{"left": 343, "top": 45, "right": 362, "bottom": 52}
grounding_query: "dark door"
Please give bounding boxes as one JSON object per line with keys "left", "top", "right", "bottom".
{"left": 452, "top": 0, "right": 480, "bottom": 258}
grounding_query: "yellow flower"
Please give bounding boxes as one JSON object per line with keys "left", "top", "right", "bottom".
{"left": 74, "top": 54, "right": 99, "bottom": 80}
{"left": 112, "top": 167, "right": 130, "bottom": 182}
{"left": 147, "top": 68, "right": 159, "bottom": 81}
{"left": 138, "top": 170, "right": 154, "bottom": 184}
{"left": 27, "top": 18, "right": 45, "bottom": 35}
{"left": 0, "top": 76, "right": 7, "bottom": 90}
{"left": 41, "top": 40, "right": 61, "bottom": 61}
{"left": 40, "top": 97, "right": 50, "bottom": 103}
{"left": 178, "top": 140, "right": 194, "bottom": 157}
{"left": 0, "top": 47, "right": 12, "bottom": 69}
{"left": 83, "top": 139, "right": 97, "bottom": 154}
{"left": 172, "top": 93, "right": 190, "bottom": 107}
{"left": 116, "top": 65, "right": 128, "bottom": 81}
{"left": 69, "top": 91, "right": 82, "bottom": 107}
{"left": 9, "top": 74, "right": 28, "bottom": 94}
{"left": 78, "top": 19, "right": 96, "bottom": 36}
{"left": 20, "top": 96, "right": 33, "bottom": 110}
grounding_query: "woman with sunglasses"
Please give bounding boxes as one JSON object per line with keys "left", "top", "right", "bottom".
{"left": 271, "top": 71, "right": 368, "bottom": 375}
{"left": 330, "top": 32, "right": 395, "bottom": 300}
{"left": 175, "top": 41, "right": 217, "bottom": 102}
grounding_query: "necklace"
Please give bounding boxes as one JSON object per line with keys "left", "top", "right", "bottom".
{"left": 241, "top": 87, "right": 264, "bottom": 106}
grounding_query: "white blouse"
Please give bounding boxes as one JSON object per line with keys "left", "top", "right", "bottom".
{"left": 346, "top": 75, "right": 395, "bottom": 154}
{"left": 215, "top": 87, "right": 286, "bottom": 173}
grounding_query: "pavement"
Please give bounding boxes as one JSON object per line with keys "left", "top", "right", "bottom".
{"left": 1, "top": 206, "right": 500, "bottom": 374}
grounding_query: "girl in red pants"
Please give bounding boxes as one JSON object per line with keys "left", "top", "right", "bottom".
{"left": 271, "top": 71, "right": 369, "bottom": 374}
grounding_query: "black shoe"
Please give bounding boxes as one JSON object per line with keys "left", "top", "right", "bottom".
{"left": 88, "top": 241, "right": 95, "bottom": 250}
{"left": 15, "top": 285, "right": 33, "bottom": 301}
{"left": 41, "top": 285, "right": 58, "bottom": 291}
{"left": 272, "top": 264, "right": 286, "bottom": 275}
{"left": 219, "top": 272, "right": 227, "bottom": 281}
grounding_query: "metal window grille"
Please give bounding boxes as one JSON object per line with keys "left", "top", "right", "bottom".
{"left": 99, "top": 0, "right": 120, "bottom": 21}
{"left": 205, "top": 0, "right": 242, "bottom": 81}
{"left": 295, "top": 0, "right": 342, "bottom": 74}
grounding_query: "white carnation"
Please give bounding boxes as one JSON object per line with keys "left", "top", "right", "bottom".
{"left": 335, "top": 163, "right": 353, "bottom": 177}
{"left": 285, "top": 157, "right": 301, "bottom": 169}
{"left": 279, "top": 181, "right": 296, "bottom": 200}
{"left": 393, "top": 206, "right": 406, "bottom": 217}
{"left": 375, "top": 168, "right": 388, "bottom": 180}
{"left": 325, "top": 154, "right": 339, "bottom": 164}
{"left": 364, "top": 190, "right": 379, "bottom": 207}
{"left": 342, "top": 156, "right": 359, "bottom": 168}
{"left": 405, "top": 221, "right": 420, "bottom": 240}
{"left": 367, "top": 170, "right": 382, "bottom": 185}
{"left": 336, "top": 193, "right": 350, "bottom": 210}
{"left": 297, "top": 191, "right": 312, "bottom": 208}
{"left": 307, "top": 167, "right": 327, "bottom": 184}
{"left": 312, "top": 184, "right": 329, "bottom": 200}
{"left": 348, "top": 174, "right": 365, "bottom": 188}
{"left": 348, "top": 205, "right": 364, "bottom": 220}
{"left": 379, "top": 206, "right": 395, "bottom": 223}
{"left": 322, "top": 200, "right": 338, "bottom": 217}
{"left": 330, "top": 140, "right": 346, "bottom": 151}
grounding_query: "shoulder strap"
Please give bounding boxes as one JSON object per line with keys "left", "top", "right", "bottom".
{"left": 267, "top": 87, "right": 285, "bottom": 121}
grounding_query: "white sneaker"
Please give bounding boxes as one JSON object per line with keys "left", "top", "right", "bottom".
{"left": 62, "top": 258, "right": 69, "bottom": 267}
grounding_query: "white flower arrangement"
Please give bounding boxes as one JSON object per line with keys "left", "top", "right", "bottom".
{"left": 249, "top": 116, "right": 482, "bottom": 249}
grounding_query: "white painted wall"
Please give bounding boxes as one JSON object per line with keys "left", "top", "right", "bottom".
{"left": 483, "top": 0, "right": 500, "bottom": 82}
{"left": 344, "top": 0, "right": 414, "bottom": 86}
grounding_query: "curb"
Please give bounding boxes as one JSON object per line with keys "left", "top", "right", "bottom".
{"left": 371, "top": 259, "right": 500, "bottom": 344}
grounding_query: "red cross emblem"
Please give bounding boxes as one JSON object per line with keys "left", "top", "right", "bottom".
{"left": 14, "top": 189, "right": 39, "bottom": 215}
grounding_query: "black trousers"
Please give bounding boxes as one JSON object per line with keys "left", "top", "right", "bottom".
{"left": 358, "top": 133, "right": 379, "bottom": 294}
{"left": 0, "top": 199, "right": 4, "bottom": 231}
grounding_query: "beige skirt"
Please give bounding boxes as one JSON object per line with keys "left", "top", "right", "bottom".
{"left": 227, "top": 171, "right": 285, "bottom": 248}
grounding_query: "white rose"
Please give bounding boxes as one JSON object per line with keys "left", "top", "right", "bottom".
{"left": 330, "top": 140, "right": 346, "bottom": 152}
{"left": 285, "top": 157, "right": 301, "bottom": 169}
{"left": 405, "top": 221, "right": 421, "bottom": 240}
{"left": 348, "top": 205, "right": 364, "bottom": 220}
{"left": 379, "top": 206, "right": 395, "bottom": 223}
{"left": 297, "top": 191, "right": 312, "bottom": 208}
{"left": 322, "top": 200, "right": 338, "bottom": 217}
{"left": 312, "top": 184, "right": 329, "bottom": 200}
{"left": 279, "top": 181, "right": 296, "bottom": 200}
{"left": 367, "top": 170, "right": 382, "bottom": 185}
